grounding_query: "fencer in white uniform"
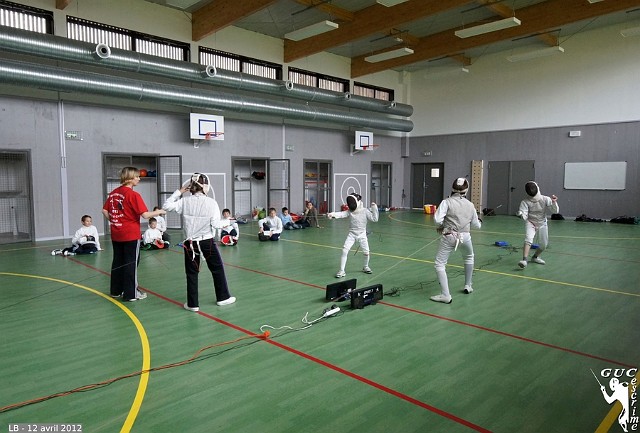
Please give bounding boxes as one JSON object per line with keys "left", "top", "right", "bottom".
{"left": 327, "top": 193, "right": 379, "bottom": 278}
{"left": 517, "top": 181, "right": 559, "bottom": 268}
{"left": 431, "top": 178, "right": 481, "bottom": 304}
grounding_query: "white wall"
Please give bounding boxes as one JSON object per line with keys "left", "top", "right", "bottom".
{"left": 409, "top": 22, "right": 640, "bottom": 136}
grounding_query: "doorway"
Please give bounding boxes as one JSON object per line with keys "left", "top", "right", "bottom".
{"left": 232, "top": 158, "right": 290, "bottom": 217}
{"left": 303, "top": 160, "right": 331, "bottom": 214}
{"left": 411, "top": 163, "right": 444, "bottom": 209}
{"left": 0, "top": 151, "right": 33, "bottom": 244}
{"left": 486, "top": 160, "right": 535, "bottom": 215}
{"left": 267, "top": 159, "right": 290, "bottom": 213}
{"left": 371, "top": 162, "right": 392, "bottom": 208}
{"left": 103, "top": 154, "right": 182, "bottom": 232}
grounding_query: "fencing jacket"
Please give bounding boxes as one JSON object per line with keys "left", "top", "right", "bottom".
{"left": 163, "top": 190, "right": 229, "bottom": 241}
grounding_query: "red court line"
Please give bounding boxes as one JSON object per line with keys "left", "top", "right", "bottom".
{"left": 71, "top": 257, "right": 634, "bottom": 368}
{"left": 221, "top": 263, "right": 637, "bottom": 368}
{"left": 378, "top": 302, "right": 636, "bottom": 368}
{"left": 67, "top": 258, "right": 490, "bottom": 432}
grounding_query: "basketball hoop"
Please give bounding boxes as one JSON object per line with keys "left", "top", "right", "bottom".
{"left": 351, "top": 143, "right": 379, "bottom": 155}
{"left": 193, "top": 131, "right": 224, "bottom": 148}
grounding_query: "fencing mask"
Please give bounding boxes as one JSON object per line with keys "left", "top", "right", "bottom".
{"left": 346, "top": 193, "right": 362, "bottom": 212}
{"left": 452, "top": 178, "right": 469, "bottom": 195}
{"left": 525, "top": 181, "right": 539, "bottom": 197}
{"left": 187, "top": 173, "right": 210, "bottom": 195}
{"left": 220, "top": 235, "right": 237, "bottom": 246}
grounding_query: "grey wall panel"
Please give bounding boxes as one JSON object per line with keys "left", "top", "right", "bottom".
{"left": 0, "top": 95, "right": 406, "bottom": 241}
{"left": 406, "top": 121, "right": 640, "bottom": 218}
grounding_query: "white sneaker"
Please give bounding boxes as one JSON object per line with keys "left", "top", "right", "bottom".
{"left": 518, "top": 260, "right": 528, "bottom": 268}
{"left": 129, "top": 289, "right": 147, "bottom": 301}
{"left": 183, "top": 303, "right": 199, "bottom": 312}
{"left": 531, "top": 256, "right": 546, "bottom": 265}
{"left": 51, "top": 249, "right": 62, "bottom": 256}
{"left": 463, "top": 285, "right": 474, "bottom": 294}
{"left": 217, "top": 296, "right": 236, "bottom": 306}
{"left": 430, "top": 294, "right": 452, "bottom": 304}
{"left": 63, "top": 250, "right": 75, "bottom": 256}
{"left": 335, "top": 270, "right": 346, "bottom": 278}
{"left": 362, "top": 266, "right": 372, "bottom": 274}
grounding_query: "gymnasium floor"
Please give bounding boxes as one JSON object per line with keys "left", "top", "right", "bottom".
{"left": 1, "top": 211, "right": 638, "bottom": 433}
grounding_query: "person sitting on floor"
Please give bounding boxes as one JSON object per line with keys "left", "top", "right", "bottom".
{"left": 258, "top": 207, "right": 283, "bottom": 241}
{"left": 279, "top": 206, "right": 302, "bottom": 230}
{"left": 142, "top": 217, "right": 170, "bottom": 249}
{"left": 51, "top": 214, "right": 101, "bottom": 256}
{"left": 219, "top": 208, "right": 239, "bottom": 246}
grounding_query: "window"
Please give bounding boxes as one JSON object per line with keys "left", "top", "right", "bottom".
{"left": 353, "top": 82, "right": 394, "bottom": 102}
{"left": 199, "top": 47, "right": 282, "bottom": 80}
{"left": 66, "top": 16, "right": 190, "bottom": 61}
{"left": 0, "top": 0, "right": 52, "bottom": 34}
{"left": 288, "top": 67, "right": 349, "bottom": 93}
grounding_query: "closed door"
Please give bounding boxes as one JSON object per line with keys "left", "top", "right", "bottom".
{"left": 411, "top": 163, "right": 444, "bottom": 208}
{"left": 487, "top": 160, "right": 535, "bottom": 215}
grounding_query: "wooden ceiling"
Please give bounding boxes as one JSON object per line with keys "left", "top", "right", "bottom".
{"left": 63, "top": 0, "right": 640, "bottom": 78}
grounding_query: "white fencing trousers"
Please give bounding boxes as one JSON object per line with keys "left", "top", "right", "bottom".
{"left": 339, "top": 231, "right": 369, "bottom": 271}
{"left": 524, "top": 221, "right": 548, "bottom": 252}
{"left": 434, "top": 232, "right": 474, "bottom": 297}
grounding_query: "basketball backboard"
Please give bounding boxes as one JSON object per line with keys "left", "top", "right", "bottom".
{"left": 190, "top": 113, "right": 224, "bottom": 140}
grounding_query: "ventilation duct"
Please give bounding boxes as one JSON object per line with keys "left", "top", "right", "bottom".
{"left": 0, "top": 58, "right": 413, "bottom": 132}
{"left": 0, "top": 26, "right": 413, "bottom": 118}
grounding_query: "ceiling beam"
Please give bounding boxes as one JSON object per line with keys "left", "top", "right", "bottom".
{"left": 449, "top": 53, "right": 471, "bottom": 66}
{"left": 352, "top": 0, "right": 640, "bottom": 77}
{"left": 284, "top": 0, "right": 473, "bottom": 63}
{"left": 192, "top": 0, "right": 278, "bottom": 41}
{"left": 291, "top": 0, "right": 354, "bottom": 22}
{"left": 381, "top": 28, "right": 420, "bottom": 46}
{"left": 56, "top": 0, "right": 71, "bottom": 9}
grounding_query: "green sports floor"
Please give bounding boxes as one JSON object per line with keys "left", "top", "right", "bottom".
{"left": 1, "top": 211, "right": 638, "bottom": 433}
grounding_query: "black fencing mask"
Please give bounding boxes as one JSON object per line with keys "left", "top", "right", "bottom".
{"left": 525, "top": 181, "right": 538, "bottom": 197}
{"left": 346, "top": 193, "right": 361, "bottom": 212}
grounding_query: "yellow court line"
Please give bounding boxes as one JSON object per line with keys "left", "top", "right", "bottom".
{"left": 0, "top": 272, "right": 150, "bottom": 433}
{"left": 280, "top": 239, "right": 640, "bottom": 298}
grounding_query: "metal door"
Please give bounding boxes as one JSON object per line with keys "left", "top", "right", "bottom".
{"left": 371, "top": 162, "right": 392, "bottom": 208}
{"left": 411, "top": 163, "right": 444, "bottom": 208}
{"left": 158, "top": 155, "right": 182, "bottom": 229}
{"left": 232, "top": 158, "right": 268, "bottom": 217}
{"left": 268, "top": 159, "right": 290, "bottom": 212}
{"left": 487, "top": 160, "right": 535, "bottom": 215}
{"left": 0, "top": 151, "right": 33, "bottom": 244}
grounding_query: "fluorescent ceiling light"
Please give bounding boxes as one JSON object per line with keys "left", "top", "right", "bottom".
{"left": 284, "top": 20, "right": 339, "bottom": 41}
{"left": 620, "top": 26, "right": 640, "bottom": 37}
{"left": 507, "top": 46, "right": 565, "bottom": 62}
{"left": 455, "top": 17, "right": 521, "bottom": 38}
{"left": 376, "top": 0, "right": 409, "bottom": 6}
{"left": 365, "top": 47, "right": 414, "bottom": 63}
{"left": 587, "top": 0, "right": 604, "bottom": 3}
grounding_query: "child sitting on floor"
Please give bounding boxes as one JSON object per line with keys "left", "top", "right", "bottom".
{"left": 142, "top": 217, "right": 170, "bottom": 249}
{"left": 51, "top": 215, "right": 102, "bottom": 256}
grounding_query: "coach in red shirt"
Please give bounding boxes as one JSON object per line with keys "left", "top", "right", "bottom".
{"left": 102, "top": 167, "right": 166, "bottom": 302}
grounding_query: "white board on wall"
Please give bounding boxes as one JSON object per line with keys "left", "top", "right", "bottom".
{"left": 563, "top": 161, "right": 626, "bottom": 190}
